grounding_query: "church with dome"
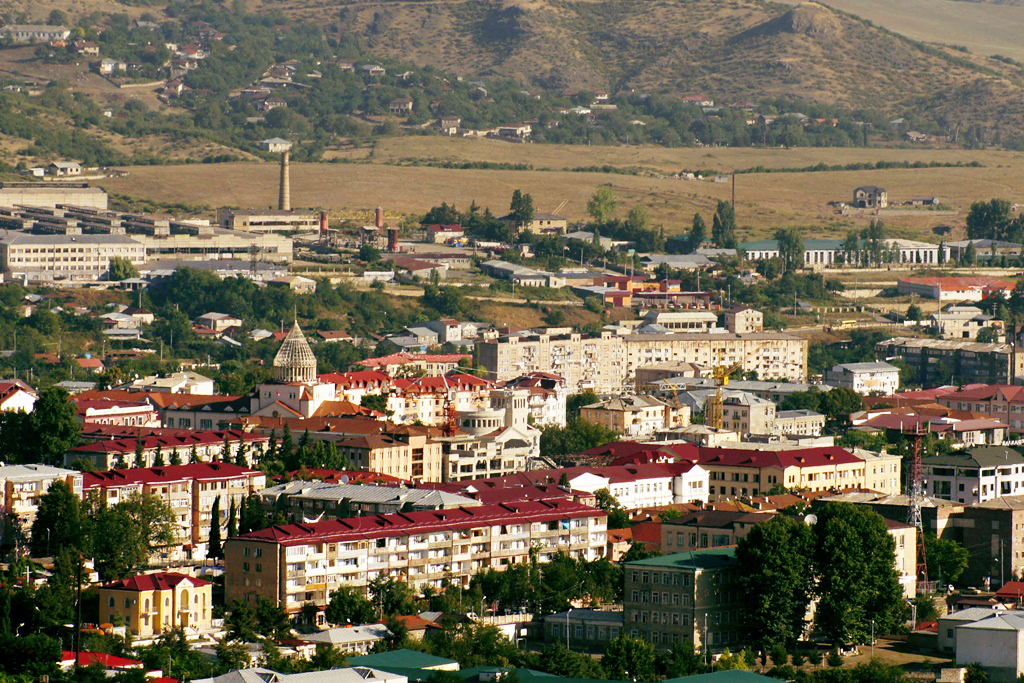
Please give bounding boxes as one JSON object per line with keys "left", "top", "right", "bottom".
{"left": 250, "top": 321, "right": 338, "bottom": 419}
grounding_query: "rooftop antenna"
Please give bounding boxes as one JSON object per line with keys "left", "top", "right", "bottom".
{"left": 906, "top": 422, "right": 929, "bottom": 593}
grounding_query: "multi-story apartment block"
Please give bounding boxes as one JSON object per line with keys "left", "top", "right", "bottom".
{"left": 66, "top": 430, "right": 268, "bottom": 469}
{"left": 876, "top": 337, "right": 1024, "bottom": 386}
{"left": 255, "top": 481, "right": 479, "bottom": 520}
{"left": 84, "top": 463, "right": 266, "bottom": 562}
{"left": 98, "top": 572, "right": 213, "bottom": 638}
{"left": 623, "top": 333, "right": 808, "bottom": 383}
{"left": 623, "top": 549, "right": 742, "bottom": 651}
{"left": 697, "top": 445, "right": 900, "bottom": 499}
{"left": 224, "top": 500, "right": 608, "bottom": 610}
{"left": 74, "top": 397, "right": 161, "bottom": 427}
{"left": 719, "top": 393, "right": 775, "bottom": 435}
{"left": 825, "top": 362, "right": 901, "bottom": 396}
{"left": 774, "top": 409, "right": 826, "bottom": 436}
{"left": 923, "top": 446, "right": 1024, "bottom": 504}
{"left": 661, "top": 510, "right": 776, "bottom": 553}
{"left": 385, "top": 375, "right": 493, "bottom": 426}
{"left": 0, "top": 231, "right": 145, "bottom": 282}
{"left": 0, "top": 464, "right": 82, "bottom": 530}
{"left": 931, "top": 305, "right": 1004, "bottom": 341}
{"left": 501, "top": 372, "right": 568, "bottom": 427}
{"left": 580, "top": 394, "right": 689, "bottom": 437}
{"left": 937, "top": 385, "right": 1024, "bottom": 433}
{"left": 478, "top": 330, "right": 625, "bottom": 393}
{"left": 725, "top": 308, "right": 763, "bottom": 334}
{"left": 335, "top": 431, "right": 444, "bottom": 483}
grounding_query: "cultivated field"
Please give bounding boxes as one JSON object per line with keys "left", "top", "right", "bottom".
{"left": 776, "top": 0, "right": 1024, "bottom": 61}
{"left": 103, "top": 140, "right": 1024, "bottom": 240}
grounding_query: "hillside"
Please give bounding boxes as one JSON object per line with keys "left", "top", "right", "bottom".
{"left": 264, "top": 0, "right": 1024, "bottom": 137}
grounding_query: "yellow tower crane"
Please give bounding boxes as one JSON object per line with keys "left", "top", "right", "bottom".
{"left": 704, "top": 356, "right": 743, "bottom": 430}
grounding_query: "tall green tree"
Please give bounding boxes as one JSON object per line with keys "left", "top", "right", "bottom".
{"left": 368, "top": 576, "right": 415, "bottom": 617}
{"left": 601, "top": 635, "right": 657, "bottom": 681}
{"left": 540, "top": 419, "right": 618, "bottom": 459}
{"left": 711, "top": 200, "right": 737, "bottom": 248}
{"left": 735, "top": 515, "right": 815, "bottom": 652}
{"left": 688, "top": 213, "right": 707, "bottom": 253}
{"left": 31, "top": 388, "right": 81, "bottom": 466}
{"left": 774, "top": 227, "right": 804, "bottom": 273}
{"left": 508, "top": 189, "right": 535, "bottom": 230}
{"left": 325, "top": 585, "right": 376, "bottom": 625}
{"left": 227, "top": 500, "right": 238, "bottom": 539}
{"left": 92, "top": 492, "right": 176, "bottom": 580}
{"left": 30, "top": 480, "right": 86, "bottom": 557}
{"left": 966, "top": 199, "right": 1013, "bottom": 240}
{"left": 924, "top": 534, "right": 969, "bottom": 584}
{"left": 587, "top": 188, "right": 618, "bottom": 224}
{"left": 814, "top": 503, "right": 908, "bottom": 646}
{"left": 208, "top": 496, "right": 223, "bottom": 560}
{"left": 108, "top": 257, "right": 140, "bottom": 281}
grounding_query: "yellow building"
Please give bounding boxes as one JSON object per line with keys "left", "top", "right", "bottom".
{"left": 98, "top": 572, "right": 213, "bottom": 637}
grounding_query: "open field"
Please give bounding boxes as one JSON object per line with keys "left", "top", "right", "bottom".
{"left": 776, "top": 0, "right": 1024, "bottom": 62}
{"left": 103, "top": 141, "right": 1024, "bottom": 240}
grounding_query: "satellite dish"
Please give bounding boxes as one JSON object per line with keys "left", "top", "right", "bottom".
{"left": 804, "top": 514, "right": 818, "bottom": 525}
{"left": 339, "top": 474, "right": 349, "bottom": 484}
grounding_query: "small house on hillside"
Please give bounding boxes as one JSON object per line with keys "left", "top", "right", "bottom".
{"left": 852, "top": 186, "right": 888, "bottom": 209}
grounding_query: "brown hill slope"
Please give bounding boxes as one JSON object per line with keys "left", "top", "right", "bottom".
{"left": 275, "top": 0, "right": 1024, "bottom": 134}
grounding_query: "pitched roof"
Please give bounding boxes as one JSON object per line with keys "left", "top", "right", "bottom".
{"left": 926, "top": 446, "right": 1024, "bottom": 469}
{"left": 101, "top": 572, "right": 211, "bottom": 592}
{"left": 625, "top": 547, "right": 736, "bottom": 570}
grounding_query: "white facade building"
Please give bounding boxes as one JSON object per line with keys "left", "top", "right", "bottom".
{"left": 825, "top": 361, "right": 900, "bottom": 396}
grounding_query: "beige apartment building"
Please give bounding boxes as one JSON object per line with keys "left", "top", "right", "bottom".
{"left": 580, "top": 394, "right": 690, "bottom": 437}
{"left": 623, "top": 333, "right": 808, "bottom": 383}
{"left": 335, "top": 431, "right": 444, "bottom": 483}
{"left": 98, "top": 572, "right": 213, "bottom": 638}
{"left": 719, "top": 394, "right": 775, "bottom": 435}
{"left": 477, "top": 330, "right": 625, "bottom": 392}
{"left": 83, "top": 463, "right": 266, "bottom": 562}
{"left": 479, "top": 329, "right": 808, "bottom": 392}
{"left": 697, "top": 445, "right": 901, "bottom": 500}
{"left": 725, "top": 308, "right": 763, "bottom": 334}
{"left": 224, "top": 500, "right": 608, "bottom": 611}
{"left": 0, "top": 232, "right": 145, "bottom": 280}
{"left": 0, "top": 464, "right": 83, "bottom": 531}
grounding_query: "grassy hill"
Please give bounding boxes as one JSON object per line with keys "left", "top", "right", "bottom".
{"left": 290, "top": 0, "right": 1024, "bottom": 138}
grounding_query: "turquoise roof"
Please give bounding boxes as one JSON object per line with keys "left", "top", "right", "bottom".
{"left": 348, "top": 649, "right": 459, "bottom": 671}
{"left": 624, "top": 547, "right": 737, "bottom": 570}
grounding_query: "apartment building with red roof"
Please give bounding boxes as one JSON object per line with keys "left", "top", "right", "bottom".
{"left": 224, "top": 499, "right": 607, "bottom": 610}
{"left": 935, "top": 385, "right": 1024, "bottom": 433}
{"left": 83, "top": 463, "right": 265, "bottom": 562}
{"left": 356, "top": 352, "right": 470, "bottom": 376}
{"left": 66, "top": 430, "right": 268, "bottom": 469}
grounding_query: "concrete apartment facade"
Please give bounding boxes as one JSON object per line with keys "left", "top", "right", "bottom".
{"left": 0, "top": 464, "right": 83, "bottom": 531}
{"left": 876, "top": 338, "right": 1024, "bottom": 386}
{"left": 623, "top": 549, "right": 742, "bottom": 651}
{"left": 826, "top": 362, "right": 901, "bottom": 396}
{"left": 224, "top": 500, "right": 608, "bottom": 611}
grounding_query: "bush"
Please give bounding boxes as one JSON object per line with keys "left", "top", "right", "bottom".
{"left": 827, "top": 649, "right": 843, "bottom": 667}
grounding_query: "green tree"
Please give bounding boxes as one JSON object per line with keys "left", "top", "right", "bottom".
{"left": 189, "top": 443, "right": 199, "bottom": 464}
{"left": 566, "top": 390, "right": 600, "bottom": 421}
{"left": 536, "top": 643, "right": 605, "bottom": 678}
{"left": 108, "top": 257, "right": 140, "bottom": 281}
{"left": 775, "top": 227, "right": 804, "bottom": 273}
{"left": 593, "top": 488, "right": 631, "bottom": 529}
{"left": 325, "top": 585, "right": 376, "bottom": 625}
{"left": 227, "top": 500, "right": 237, "bottom": 539}
{"left": 735, "top": 515, "right": 815, "bottom": 653}
{"left": 819, "top": 387, "right": 864, "bottom": 427}
{"left": 368, "top": 576, "right": 415, "bottom": 617}
{"left": 508, "top": 189, "right": 535, "bottom": 230}
{"left": 92, "top": 492, "right": 176, "bottom": 580}
{"left": 239, "top": 495, "right": 266, "bottom": 534}
{"left": 712, "top": 200, "right": 737, "bottom": 249}
{"left": 540, "top": 419, "right": 618, "bottom": 459}
{"left": 688, "top": 213, "right": 707, "bottom": 253}
{"left": 814, "top": 503, "right": 908, "bottom": 646}
{"left": 587, "top": 188, "right": 618, "bottom": 224}
{"left": 977, "top": 326, "right": 1000, "bottom": 343}
{"left": 358, "top": 245, "right": 381, "bottom": 263}
{"left": 966, "top": 199, "right": 1013, "bottom": 240}
{"left": 906, "top": 304, "right": 922, "bottom": 321}
{"left": 601, "top": 635, "right": 657, "bottom": 681}
{"left": 31, "top": 387, "right": 81, "bottom": 466}
{"left": 964, "top": 241, "right": 977, "bottom": 266}
{"left": 361, "top": 394, "right": 389, "bottom": 415}
{"left": 208, "top": 496, "right": 223, "bottom": 560}
{"left": 30, "top": 479, "right": 86, "bottom": 556}
{"left": 924, "top": 534, "right": 969, "bottom": 584}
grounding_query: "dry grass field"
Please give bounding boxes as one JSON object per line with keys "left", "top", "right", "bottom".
{"left": 103, "top": 140, "right": 1024, "bottom": 240}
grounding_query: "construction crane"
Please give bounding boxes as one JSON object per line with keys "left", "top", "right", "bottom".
{"left": 704, "top": 356, "right": 742, "bottom": 430}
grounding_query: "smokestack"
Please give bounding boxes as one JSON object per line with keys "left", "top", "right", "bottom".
{"left": 278, "top": 150, "right": 291, "bottom": 211}
{"left": 387, "top": 227, "right": 399, "bottom": 253}
{"left": 375, "top": 206, "right": 384, "bottom": 229}
{"left": 319, "top": 210, "right": 328, "bottom": 235}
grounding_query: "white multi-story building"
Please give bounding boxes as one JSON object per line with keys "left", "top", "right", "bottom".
{"left": 0, "top": 464, "right": 82, "bottom": 530}
{"left": 826, "top": 361, "right": 900, "bottom": 396}
{"left": 923, "top": 446, "right": 1024, "bottom": 504}
{"left": 0, "top": 231, "right": 145, "bottom": 281}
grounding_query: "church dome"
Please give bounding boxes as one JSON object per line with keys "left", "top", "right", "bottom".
{"left": 273, "top": 321, "right": 317, "bottom": 383}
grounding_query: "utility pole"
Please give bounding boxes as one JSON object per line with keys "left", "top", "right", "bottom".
{"left": 74, "top": 553, "right": 83, "bottom": 668}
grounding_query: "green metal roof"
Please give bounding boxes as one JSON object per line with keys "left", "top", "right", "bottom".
{"left": 624, "top": 547, "right": 737, "bottom": 570}
{"left": 348, "top": 649, "right": 459, "bottom": 671}
{"left": 926, "top": 446, "right": 1024, "bottom": 469}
